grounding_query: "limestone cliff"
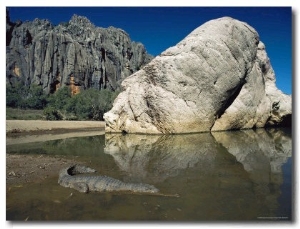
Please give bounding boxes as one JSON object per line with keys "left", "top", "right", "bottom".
{"left": 6, "top": 10, "right": 153, "bottom": 94}
{"left": 104, "top": 17, "right": 292, "bottom": 133}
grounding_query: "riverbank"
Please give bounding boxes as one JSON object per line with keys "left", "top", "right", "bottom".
{"left": 6, "top": 120, "right": 105, "bottom": 135}
{"left": 6, "top": 154, "right": 81, "bottom": 188}
{"left": 6, "top": 120, "right": 105, "bottom": 189}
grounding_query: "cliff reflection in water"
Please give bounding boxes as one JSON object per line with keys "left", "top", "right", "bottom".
{"left": 104, "top": 133, "right": 219, "bottom": 183}
{"left": 105, "top": 129, "right": 291, "bottom": 181}
{"left": 105, "top": 128, "right": 292, "bottom": 218}
{"left": 212, "top": 128, "right": 292, "bottom": 216}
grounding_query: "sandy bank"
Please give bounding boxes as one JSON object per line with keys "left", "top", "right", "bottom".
{"left": 6, "top": 120, "right": 106, "bottom": 188}
{"left": 6, "top": 120, "right": 105, "bottom": 134}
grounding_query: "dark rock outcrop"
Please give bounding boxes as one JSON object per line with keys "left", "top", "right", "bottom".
{"left": 6, "top": 11, "right": 153, "bottom": 94}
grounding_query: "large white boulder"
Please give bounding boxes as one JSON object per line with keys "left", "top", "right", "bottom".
{"left": 104, "top": 17, "right": 291, "bottom": 134}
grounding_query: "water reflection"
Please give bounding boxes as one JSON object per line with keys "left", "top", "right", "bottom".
{"left": 104, "top": 128, "right": 292, "bottom": 219}
{"left": 7, "top": 128, "right": 292, "bottom": 221}
{"left": 212, "top": 128, "right": 292, "bottom": 217}
{"left": 212, "top": 128, "right": 291, "bottom": 174}
{"left": 104, "top": 133, "right": 220, "bottom": 183}
{"left": 105, "top": 129, "right": 291, "bottom": 182}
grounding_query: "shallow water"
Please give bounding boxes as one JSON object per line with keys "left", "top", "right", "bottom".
{"left": 6, "top": 128, "right": 292, "bottom": 221}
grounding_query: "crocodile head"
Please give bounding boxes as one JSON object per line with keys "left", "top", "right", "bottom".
{"left": 135, "top": 183, "right": 159, "bottom": 193}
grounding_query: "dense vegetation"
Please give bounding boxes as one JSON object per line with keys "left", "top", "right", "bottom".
{"left": 6, "top": 84, "right": 119, "bottom": 121}
{"left": 6, "top": 83, "right": 47, "bottom": 109}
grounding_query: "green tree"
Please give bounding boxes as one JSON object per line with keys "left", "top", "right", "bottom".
{"left": 24, "top": 84, "right": 48, "bottom": 109}
{"left": 7, "top": 83, "right": 48, "bottom": 109}
{"left": 47, "top": 87, "right": 72, "bottom": 109}
{"left": 66, "top": 88, "right": 119, "bottom": 120}
{"left": 45, "top": 87, "right": 72, "bottom": 119}
{"left": 44, "top": 87, "right": 119, "bottom": 120}
{"left": 6, "top": 83, "right": 23, "bottom": 107}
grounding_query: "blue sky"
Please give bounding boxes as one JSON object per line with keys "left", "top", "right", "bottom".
{"left": 8, "top": 7, "right": 292, "bottom": 94}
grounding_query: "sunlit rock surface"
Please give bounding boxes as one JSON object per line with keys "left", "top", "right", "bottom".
{"left": 104, "top": 17, "right": 291, "bottom": 133}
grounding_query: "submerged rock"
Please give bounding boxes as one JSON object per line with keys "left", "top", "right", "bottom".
{"left": 104, "top": 17, "right": 291, "bottom": 134}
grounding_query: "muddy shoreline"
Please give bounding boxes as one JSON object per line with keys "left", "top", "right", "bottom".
{"left": 6, "top": 120, "right": 105, "bottom": 189}
{"left": 6, "top": 154, "right": 81, "bottom": 188}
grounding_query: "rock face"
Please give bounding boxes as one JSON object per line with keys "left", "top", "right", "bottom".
{"left": 6, "top": 11, "right": 153, "bottom": 94}
{"left": 104, "top": 17, "right": 292, "bottom": 133}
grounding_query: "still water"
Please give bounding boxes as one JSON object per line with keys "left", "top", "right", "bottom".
{"left": 6, "top": 128, "right": 292, "bottom": 221}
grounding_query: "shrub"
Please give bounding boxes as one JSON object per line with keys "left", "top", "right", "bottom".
{"left": 66, "top": 88, "right": 119, "bottom": 120}
{"left": 44, "top": 87, "right": 119, "bottom": 121}
{"left": 43, "top": 106, "right": 63, "bottom": 120}
{"left": 25, "top": 84, "right": 48, "bottom": 109}
{"left": 7, "top": 82, "right": 119, "bottom": 121}
{"left": 47, "top": 86, "right": 72, "bottom": 110}
{"left": 6, "top": 83, "right": 47, "bottom": 109}
{"left": 6, "top": 82, "right": 26, "bottom": 108}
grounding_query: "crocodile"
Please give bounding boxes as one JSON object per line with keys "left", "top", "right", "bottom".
{"left": 58, "top": 164, "right": 160, "bottom": 194}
